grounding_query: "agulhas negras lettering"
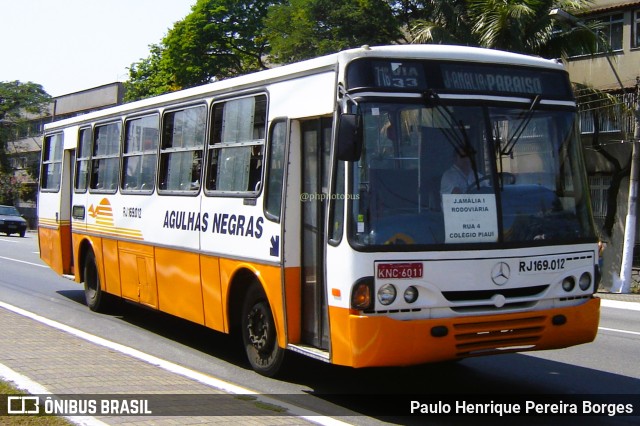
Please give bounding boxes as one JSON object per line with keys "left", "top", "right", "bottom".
{"left": 163, "top": 210, "right": 263, "bottom": 238}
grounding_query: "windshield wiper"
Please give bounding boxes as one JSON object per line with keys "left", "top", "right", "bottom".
{"left": 423, "top": 90, "right": 471, "bottom": 155}
{"left": 423, "top": 90, "right": 481, "bottom": 189}
{"left": 500, "top": 95, "right": 541, "bottom": 155}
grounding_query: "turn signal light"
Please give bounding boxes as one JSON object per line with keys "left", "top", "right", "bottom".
{"left": 351, "top": 278, "right": 374, "bottom": 311}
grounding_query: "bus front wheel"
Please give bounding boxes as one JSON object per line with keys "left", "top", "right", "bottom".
{"left": 83, "top": 251, "right": 107, "bottom": 312}
{"left": 241, "top": 286, "right": 285, "bottom": 377}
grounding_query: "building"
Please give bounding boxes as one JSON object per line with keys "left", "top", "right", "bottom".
{"left": 562, "top": 0, "right": 640, "bottom": 289}
{"left": 6, "top": 83, "right": 125, "bottom": 228}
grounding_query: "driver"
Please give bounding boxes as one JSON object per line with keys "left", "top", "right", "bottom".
{"left": 440, "top": 152, "right": 478, "bottom": 194}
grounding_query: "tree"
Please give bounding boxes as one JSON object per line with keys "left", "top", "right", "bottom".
{"left": 126, "top": 0, "right": 280, "bottom": 101}
{"left": 386, "top": 0, "right": 432, "bottom": 35}
{"left": 125, "top": 0, "right": 599, "bottom": 99}
{"left": 0, "top": 81, "right": 50, "bottom": 122}
{"left": 0, "top": 81, "right": 50, "bottom": 205}
{"left": 265, "top": 0, "right": 402, "bottom": 63}
{"left": 468, "top": 0, "right": 550, "bottom": 53}
{"left": 0, "top": 174, "right": 18, "bottom": 206}
{"left": 410, "top": 0, "right": 474, "bottom": 45}
{"left": 124, "top": 44, "right": 177, "bottom": 101}
{"left": 126, "top": 0, "right": 406, "bottom": 100}
{"left": 409, "top": 0, "right": 597, "bottom": 60}
{"left": 578, "top": 85, "right": 629, "bottom": 239}
{"left": 467, "top": 0, "right": 596, "bottom": 57}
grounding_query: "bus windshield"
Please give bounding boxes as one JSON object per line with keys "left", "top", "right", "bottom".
{"left": 348, "top": 100, "right": 595, "bottom": 248}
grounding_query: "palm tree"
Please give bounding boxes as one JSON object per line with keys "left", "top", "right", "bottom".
{"left": 410, "top": 0, "right": 472, "bottom": 45}
{"left": 410, "top": 0, "right": 598, "bottom": 60}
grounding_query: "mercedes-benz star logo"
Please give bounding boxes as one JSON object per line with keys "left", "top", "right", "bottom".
{"left": 491, "top": 262, "right": 510, "bottom": 286}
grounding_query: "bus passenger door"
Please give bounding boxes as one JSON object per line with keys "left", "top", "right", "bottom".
{"left": 39, "top": 131, "right": 74, "bottom": 276}
{"left": 56, "top": 147, "right": 74, "bottom": 275}
{"left": 64, "top": 148, "right": 75, "bottom": 275}
{"left": 300, "top": 118, "right": 331, "bottom": 349}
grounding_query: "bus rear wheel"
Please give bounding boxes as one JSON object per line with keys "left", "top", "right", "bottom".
{"left": 241, "top": 286, "right": 285, "bottom": 377}
{"left": 83, "top": 250, "right": 109, "bottom": 312}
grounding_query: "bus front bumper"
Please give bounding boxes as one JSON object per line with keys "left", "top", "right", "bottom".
{"left": 329, "top": 297, "right": 600, "bottom": 368}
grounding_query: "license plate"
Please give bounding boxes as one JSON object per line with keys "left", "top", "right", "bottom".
{"left": 518, "top": 257, "right": 568, "bottom": 274}
{"left": 377, "top": 262, "right": 423, "bottom": 279}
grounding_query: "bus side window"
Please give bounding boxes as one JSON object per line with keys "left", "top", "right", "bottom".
{"left": 265, "top": 120, "right": 287, "bottom": 220}
{"left": 123, "top": 114, "right": 159, "bottom": 193}
{"left": 206, "top": 94, "right": 267, "bottom": 194}
{"left": 41, "top": 133, "right": 64, "bottom": 192}
{"left": 75, "top": 128, "right": 91, "bottom": 193}
{"left": 90, "top": 122, "right": 121, "bottom": 193}
{"left": 159, "top": 106, "right": 206, "bottom": 193}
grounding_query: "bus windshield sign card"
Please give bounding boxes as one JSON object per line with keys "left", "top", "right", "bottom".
{"left": 442, "top": 194, "right": 499, "bottom": 243}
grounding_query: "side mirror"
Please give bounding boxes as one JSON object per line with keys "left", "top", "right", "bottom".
{"left": 337, "top": 113, "right": 362, "bottom": 162}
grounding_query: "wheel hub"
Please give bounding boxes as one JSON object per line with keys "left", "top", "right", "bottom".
{"left": 247, "top": 307, "right": 268, "bottom": 351}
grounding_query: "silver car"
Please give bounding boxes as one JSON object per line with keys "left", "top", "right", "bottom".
{"left": 0, "top": 205, "right": 28, "bottom": 237}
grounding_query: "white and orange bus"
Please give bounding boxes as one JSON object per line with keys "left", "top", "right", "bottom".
{"left": 38, "top": 45, "right": 600, "bottom": 376}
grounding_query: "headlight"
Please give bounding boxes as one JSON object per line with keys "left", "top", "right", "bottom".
{"left": 562, "top": 276, "right": 575, "bottom": 292}
{"left": 404, "top": 286, "right": 419, "bottom": 303}
{"left": 579, "top": 272, "right": 592, "bottom": 291}
{"left": 377, "top": 284, "right": 396, "bottom": 305}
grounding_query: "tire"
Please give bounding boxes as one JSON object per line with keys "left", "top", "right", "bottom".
{"left": 241, "top": 285, "right": 285, "bottom": 377}
{"left": 19, "top": 230, "right": 26, "bottom": 238}
{"left": 83, "top": 250, "right": 108, "bottom": 312}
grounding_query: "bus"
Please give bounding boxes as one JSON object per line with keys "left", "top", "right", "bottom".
{"left": 38, "top": 45, "right": 600, "bottom": 377}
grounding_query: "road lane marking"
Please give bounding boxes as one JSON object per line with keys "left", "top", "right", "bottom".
{"left": 598, "top": 327, "right": 640, "bottom": 336}
{"left": 0, "top": 300, "right": 350, "bottom": 426}
{"left": 600, "top": 299, "right": 640, "bottom": 312}
{"left": 0, "top": 255, "right": 48, "bottom": 268}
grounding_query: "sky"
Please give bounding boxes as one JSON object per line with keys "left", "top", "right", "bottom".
{"left": 0, "top": 0, "right": 195, "bottom": 97}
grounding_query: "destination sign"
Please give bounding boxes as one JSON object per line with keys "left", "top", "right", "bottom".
{"left": 439, "top": 64, "right": 570, "bottom": 97}
{"left": 371, "top": 61, "right": 426, "bottom": 89}
{"left": 346, "top": 58, "right": 572, "bottom": 98}
{"left": 442, "top": 66, "right": 541, "bottom": 94}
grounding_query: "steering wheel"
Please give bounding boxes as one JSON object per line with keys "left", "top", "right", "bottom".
{"left": 499, "top": 172, "right": 516, "bottom": 185}
{"left": 465, "top": 173, "right": 516, "bottom": 192}
{"left": 465, "top": 175, "right": 492, "bottom": 193}
{"left": 384, "top": 233, "right": 415, "bottom": 245}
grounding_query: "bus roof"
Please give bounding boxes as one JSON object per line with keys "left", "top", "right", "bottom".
{"left": 44, "top": 44, "right": 565, "bottom": 132}
{"left": 339, "top": 44, "right": 564, "bottom": 70}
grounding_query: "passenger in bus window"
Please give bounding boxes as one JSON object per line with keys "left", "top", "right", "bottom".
{"left": 124, "top": 158, "right": 139, "bottom": 190}
{"left": 370, "top": 121, "right": 395, "bottom": 168}
{"left": 249, "top": 145, "right": 263, "bottom": 192}
{"left": 140, "top": 158, "right": 155, "bottom": 190}
{"left": 190, "top": 155, "right": 202, "bottom": 190}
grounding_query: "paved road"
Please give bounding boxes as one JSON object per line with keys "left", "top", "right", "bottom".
{"left": 0, "top": 234, "right": 639, "bottom": 425}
